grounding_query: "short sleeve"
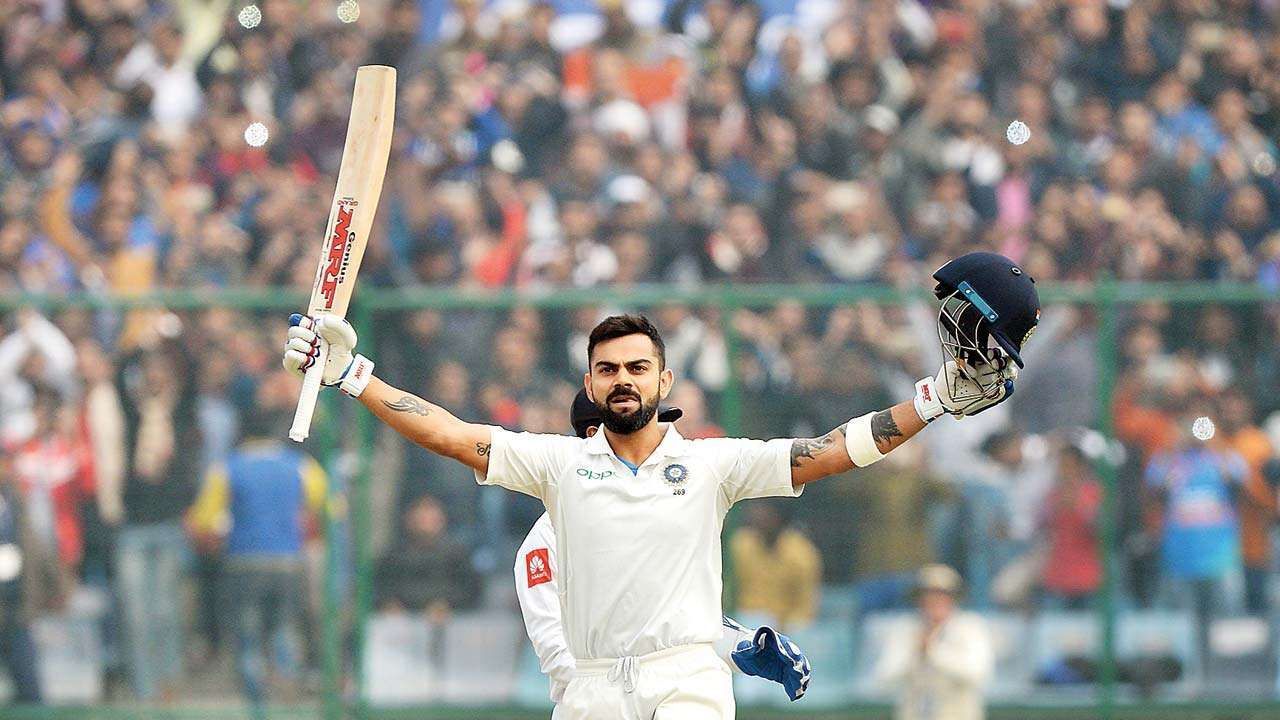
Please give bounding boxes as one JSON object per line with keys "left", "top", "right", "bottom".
{"left": 710, "top": 437, "right": 803, "bottom": 506}
{"left": 474, "top": 427, "right": 581, "bottom": 501}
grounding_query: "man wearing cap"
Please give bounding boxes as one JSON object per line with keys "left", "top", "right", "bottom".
{"left": 282, "top": 253, "right": 1038, "bottom": 719}
{"left": 873, "top": 564, "right": 994, "bottom": 720}
{"left": 512, "top": 390, "right": 811, "bottom": 715}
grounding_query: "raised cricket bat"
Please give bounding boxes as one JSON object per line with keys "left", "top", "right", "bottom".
{"left": 289, "top": 65, "right": 396, "bottom": 442}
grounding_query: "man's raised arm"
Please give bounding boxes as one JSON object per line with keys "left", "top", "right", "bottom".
{"left": 359, "top": 377, "right": 494, "bottom": 472}
{"left": 789, "top": 401, "right": 925, "bottom": 486}
{"left": 789, "top": 360, "right": 1015, "bottom": 487}
{"left": 283, "top": 315, "right": 493, "bottom": 473}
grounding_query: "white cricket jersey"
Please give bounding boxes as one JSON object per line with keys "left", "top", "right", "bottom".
{"left": 514, "top": 513, "right": 759, "bottom": 703}
{"left": 480, "top": 424, "right": 800, "bottom": 661}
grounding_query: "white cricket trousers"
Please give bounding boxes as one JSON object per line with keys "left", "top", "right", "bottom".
{"left": 556, "top": 643, "right": 735, "bottom": 719}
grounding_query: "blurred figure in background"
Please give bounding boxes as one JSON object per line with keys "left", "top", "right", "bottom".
{"left": 1039, "top": 444, "right": 1103, "bottom": 609}
{"left": 874, "top": 565, "right": 993, "bottom": 720}
{"left": 1144, "top": 411, "right": 1247, "bottom": 660}
{"left": 730, "top": 501, "right": 821, "bottom": 630}
{"left": 187, "top": 374, "right": 326, "bottom": 713}
{"left": 115, "top": 335, "right": 201, "bottom": 700}
{"left": 375, "top": 494, "right": 481, "bottom": 620}
{"left": 1214, "top": 391, "right": 1276, "bottom": 616}
{"left": 9, "top": 386, "right": 93, "bottom": 584}
{"left": 0, "top": 453, "right": 62, "bottom": 705}
{"left": 0, "top": 311, "right": 78, "bottom": 447}
{"left": 845, "top": 441, "right": 952, "bottom": 617}
{"left": 668, "top": 382, "right": 724, "bottom": 439}
{"left": 76, "top": 338, "right": 125, "bottom": 569}
{"left": 963, "top": 430, "right": 1052, "bottom": 608}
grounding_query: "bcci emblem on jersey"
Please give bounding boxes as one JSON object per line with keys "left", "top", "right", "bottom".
{"left": 664, "top": 464, "right": 689, "bottom": 495}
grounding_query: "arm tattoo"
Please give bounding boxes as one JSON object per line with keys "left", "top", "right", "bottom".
{"left": 870, "top": 410, "right": 903, "bottom": 450}
{"left": 790, "top": 433, "right": 836, "bottom": 467}
{"left": 381, "top": 395, "right": 433, "bottom": 417}
{"left": 475, "top": 442, "right": 491, "bottom": 456}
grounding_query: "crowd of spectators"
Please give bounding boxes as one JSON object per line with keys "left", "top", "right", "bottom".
{"left": 6, "top": 0, "right": 1280, "bottom": 295}
{"left": 3, "top": 0, "right": 1280, "bottom": 706}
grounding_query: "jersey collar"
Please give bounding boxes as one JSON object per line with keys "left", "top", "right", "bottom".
{"left": 585, "top": 423, "right": 688, "bottom": 463}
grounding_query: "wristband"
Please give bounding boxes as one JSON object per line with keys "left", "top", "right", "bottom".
{"left": 844, "top": 412, "right": 886, "bottom": 468}
{"left": 914, "top": 376, "right": 945, "bottom": 422}
{"left": 339, "top": 354, "right": 375, "bottom": 398}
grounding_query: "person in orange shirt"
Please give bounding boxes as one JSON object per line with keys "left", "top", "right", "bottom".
{"left": 1215, "top": 390, "right": 1276, "bottom": 615}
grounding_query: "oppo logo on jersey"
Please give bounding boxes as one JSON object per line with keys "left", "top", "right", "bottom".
{"left": 319, "top": 203, "right": 356, "bottom": 308}
{"left": 576, "top": 468, "right": 615, "bottom": 480}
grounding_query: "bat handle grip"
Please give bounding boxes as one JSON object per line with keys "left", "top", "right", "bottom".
{"left": 289, "top": 339, "right": 330, "bottom": 442}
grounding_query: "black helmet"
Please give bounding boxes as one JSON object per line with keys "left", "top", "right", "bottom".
{"left": 570, "top": 388, "right": 682, "bottom": 439}
{"left": 932, "top": 251, "right": 1040, "bottom": 372}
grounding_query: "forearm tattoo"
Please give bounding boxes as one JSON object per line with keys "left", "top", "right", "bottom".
{"left": 870, "top": 410, "right": 903, "bottom": 450}
{"left": 382, "top": 395, "right": 433, "bottom": 417}
{"left": 790, "top": 433, "right": 836, "bottom": 467}
{"left": 476, "top": 442, "right": 491, "bottom": 456}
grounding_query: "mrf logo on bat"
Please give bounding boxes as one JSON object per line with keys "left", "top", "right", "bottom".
{"left": 318, "top": 198, "right": 359, "bottom": 308}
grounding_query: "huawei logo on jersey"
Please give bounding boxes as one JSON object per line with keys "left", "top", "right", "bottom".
{"left": 526, "top": 548, "right": 552, "bottom": 588}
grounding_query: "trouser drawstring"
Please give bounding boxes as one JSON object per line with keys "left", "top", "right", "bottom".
{"left": 606, "top": 655, "right": 639, "bottom": 693}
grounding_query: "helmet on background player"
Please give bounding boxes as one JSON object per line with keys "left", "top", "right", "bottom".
{"left": 570, "top": 388, "right": 682, "bottom": 439}
{"left": 932, "top": 252, "right": 1040, "bottom": 395}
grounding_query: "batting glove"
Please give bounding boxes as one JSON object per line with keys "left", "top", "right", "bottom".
{"left": 914, "top": 359, "right": 1017, "bottom": 421}
{"left": 283, "top": 314, "right": 375, "bottom": 397}
{"left": 731, "top": 626, "right": 812, "bottom": 701}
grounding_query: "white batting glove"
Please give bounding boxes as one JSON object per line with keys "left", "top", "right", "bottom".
{"left": 914, "top": 359, "right": 1017, "bottom": 421}
{"left": 283, "top": 314, "right": 375, "bottom": 397}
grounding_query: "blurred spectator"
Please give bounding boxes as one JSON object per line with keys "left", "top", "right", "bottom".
{"left": 873, "top": 565, "right": 993, "bottom": 720}
{"left": 0, "top": 312, "right": 77, "bottom": 447}
{"left": 115, "top": 333, "right": 201, "bottom": 700}
{"left": 187, "top": 379, "right": 326, "bottom": 709}
{"left": 961, "top": 430, "right": 1053, "bottom": 609}
{"left": 844, "top": 442, "right": 951, "bottom": 616}
{"left": 1214, "top": 391, "right": 1276, "bottom": 615}
{"left": 730, "top": 501, "right": 821, "bottom": 630}
{"left": 9, "top": 386, "right": 93, "bottom": 580}
{"left": 1040, "top": 445, "right": 1103, "bottom": 609}
{"left": 667, "top": 381, "right": 723, "bottom": 439}
{"left": 375, "top": 494, "right": 481, "bottom": 619}
{"left": 1144, "top": 414, "right": 1248, "bottom": 659}
{"left": 0, "top": 454, "right": 62, "bottom": 706}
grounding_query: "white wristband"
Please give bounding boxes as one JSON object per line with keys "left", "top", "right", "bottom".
{"left": 844, "top": 412, "right": 886, "bottom": 468}
{"left": 914, "top": 376, "right": 945, "bottom": 422}
{"left": 339, "top": 354, "right": 375, "bottom": 398}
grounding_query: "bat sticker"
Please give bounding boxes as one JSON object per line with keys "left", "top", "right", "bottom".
{"left": 319, "top": 203, "right": 355, "bottom": 308}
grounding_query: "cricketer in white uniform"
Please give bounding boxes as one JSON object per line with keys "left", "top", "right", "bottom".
{"left": 515, "top": 392, "right": 812, "bottom": 711}
{"left": 282, "top": 255, "right": 1036, "bottom": 719}
{"left": 516, "top": 512, "right": 810, "bottom": 711}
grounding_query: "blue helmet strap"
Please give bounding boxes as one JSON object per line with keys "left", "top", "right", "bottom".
{"left": 956, "top": 281, "right": 999, "bottom": 323}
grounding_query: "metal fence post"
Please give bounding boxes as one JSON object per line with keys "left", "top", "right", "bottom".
{"left": 319, "top": 390, "right": 345, "bottom": 720}
{"left": 718, "top": 291, "right": 745, "bottom": 612}
{"left": 351, "top": 302, "right": 377, "bottom": 720}
{"left": 1095, "top": 281, "right": 1121, "bottom": 718}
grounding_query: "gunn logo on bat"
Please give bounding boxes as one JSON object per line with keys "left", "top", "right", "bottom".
{"left": 319, "top": 202, "right": 356, "bottom": 308}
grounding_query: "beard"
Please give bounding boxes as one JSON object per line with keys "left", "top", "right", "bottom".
{"left": 595, "top": 386, "right": 660, "bottom": 434}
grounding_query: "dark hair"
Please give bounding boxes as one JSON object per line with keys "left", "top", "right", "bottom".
{"left": 240, "top": 410, "right": 288, "bottom": 443}
{"left": 587, "top": 314, "right": 666, "bottom": 367}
